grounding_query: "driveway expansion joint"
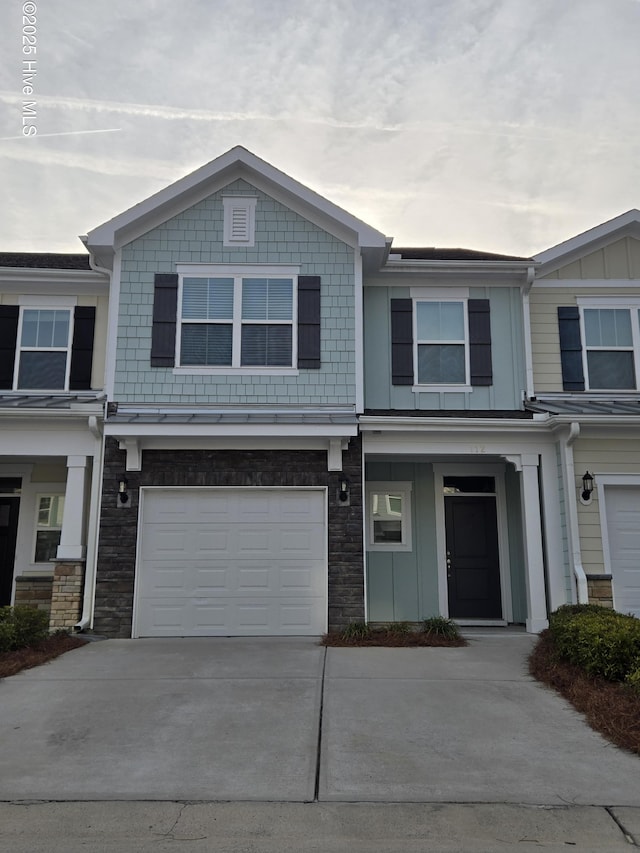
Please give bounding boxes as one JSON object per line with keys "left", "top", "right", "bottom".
{"left": 313, "top": 646, "right": 327, "bottom": 802}
{"left": 607, "top": 807, "right": 639, "bottom": 847}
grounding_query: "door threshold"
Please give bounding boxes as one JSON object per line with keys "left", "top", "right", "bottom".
{"left": 454, "top": 619, "right": 508, "bottom": 627}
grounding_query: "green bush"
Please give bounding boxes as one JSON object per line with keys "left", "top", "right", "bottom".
{"left": 421, "top": 616, "right": 461, "bottom": 639}
{"left": 0, "top": 606, "right": 49, "bottom": 653}
{"left": 340, "top": 621, "right": 371, "bottom": 640}
{"left": 384, "top": 621, "right": 413, "bottom": 636}
{"left": 626, "top": 663, "right": 640, "bottom": 694}
{"left": 548, "top": 604, "right": 640, "bottom": 682}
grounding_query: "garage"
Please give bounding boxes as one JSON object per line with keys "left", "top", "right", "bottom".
{"left": 604, "top": 485, "right": 640, "bottom": 618}
{"left": 134, "top": 488, "right": 327, "bottom": 637}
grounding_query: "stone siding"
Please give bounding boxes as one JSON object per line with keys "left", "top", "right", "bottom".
{"left": 13, "top": 576, "right": 53, "bottom": 615}
{"left": 94, "top": 436, "right": 363, "bottom": 637}
{"left": 50, "top": 562, "right": 85, "bottom": 630}
{"left": 587, "top": 575, "right": 614, "bottom": 609}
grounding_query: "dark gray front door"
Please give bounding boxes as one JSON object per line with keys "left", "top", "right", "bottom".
{"left": 0, "top": 497, "right": 20, "bottom": 606}
{"left": 445, "top": 495, "right": 502, "bottom": 619}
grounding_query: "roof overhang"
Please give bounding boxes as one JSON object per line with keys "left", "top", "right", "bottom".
{"left": 83, "top": 146, "right": 389, "bottom": 271}
{"left": 534, "top": 209, "right": 640, "bottom": 277}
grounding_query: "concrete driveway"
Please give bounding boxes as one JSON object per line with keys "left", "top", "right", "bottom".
{"left": 0, "top": 632, "right": 638, "bottom": 805}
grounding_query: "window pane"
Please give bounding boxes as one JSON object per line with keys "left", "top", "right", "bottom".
{"left": 371, "top": 491, "right": 403, "bottom": 543}
{"left": 18, "top": 352, "right": 67, "bottom": 389}
{"left": 241, "top": 325, "right": 292, "bottom": 366}
{"left": 22, "top": 309, "right": 70, "bottom": 348}
{"left": 182, "top": 278, "right": 233, "bottom": 320}
{"left": 417, "top": 344, "right": 465, "bottom": 383}
{"left": 444, "top": 476, "right": 495, "bottom": 494}
{"left": 587, "top": 351, "right": 636, "bottom": 389}
{"left": 242, "top": 279, "right": 293, "bottom": 321}
{"left": 416, "top": 301, "right": 464, "bottom": 341}
{"left": 584, "top": 308, "right": 632, "bottom": 347}
{"left": 181, "top": 324, "right": 232, "bottom": 365}
{"left": 35, "top": 530, "right": 61, "bottom": 562}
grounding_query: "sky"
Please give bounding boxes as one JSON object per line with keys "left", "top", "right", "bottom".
{"left": 1, "top": 0, "right": 639, "bottom": 257}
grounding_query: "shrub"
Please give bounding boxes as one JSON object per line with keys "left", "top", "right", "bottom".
{"left": 340, "top": 621, "right": 371, "bottom": 640}
{"left": 0, "top": 606, "right": 49, "bottom": 653}
{"left": 548, "top": 604, "right": 640, "bottom": 683}
{"left": 421, "top": 616, "right": 461, "bottom": 640}
{"left": 384, "top": 621, "right": 413, "bottom": 636}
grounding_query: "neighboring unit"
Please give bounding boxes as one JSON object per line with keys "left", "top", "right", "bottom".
{"left": 527, "top": 210, "right": 640, "bottom": 619}
{"left": 0, "top": 253, "right": 108, "bottom": 629}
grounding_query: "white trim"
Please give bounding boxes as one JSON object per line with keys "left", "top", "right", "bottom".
{"left": 104, "top": 248, "right": 120, "bottom": 398}
{"left": 176, "top": 263, "right": 299, "bottom": 276}
{"left": 578, "top": 303, "right": 640, "bottom": 392}
{"left": 354, "top": 252, "right": 364, "bottom": 413}
{"left": 432, "top": 463, "right": 512, "bottom": 622}
{"left": 13, "top": 306, "right": 74, "bottom": 392}
{"left": 18, "top": 295, "right": 77, "bottom": 307}
{"left": 577, "top": 296, "right": 640, "bottom": 307}
{"left": 366, "top": 481, "right": 413, "bottom": 552}
{"left": 412, "top": 384, "right": 473, "bottom": 394}
{"left": 412, "top": 296, "right": 470, "bottom": 388}
{"left": 32, "top": 493, "right": 64, "bottom": 564}
{"left": 132, "top": 485, "right": 329, "bottom": 639}
{"left": 410, "top": 286, "right": 469, "bottom": 299}
{"left": 533, "top": 279, "right": 640, "bottom": 289}
{"left": 534, "top": 209, "right": 640, "bottom": 267}
{"left": 172, "top": 367, "right": 299, "bottom": 377}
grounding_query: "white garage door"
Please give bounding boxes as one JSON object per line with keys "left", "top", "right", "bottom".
{"left": 605, "top": 486, "right": 640, "bottom": 618}
{"left": 135, "top": 488, "right": 327, "bottom": 637}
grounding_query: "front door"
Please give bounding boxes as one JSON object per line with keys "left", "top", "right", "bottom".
{"left": 0, "top": 497, "right": 20, "bottom": 606}
{"left": 445, "top": 494, "right": 502, "bottom": 619}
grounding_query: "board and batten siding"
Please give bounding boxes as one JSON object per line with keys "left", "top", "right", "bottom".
{"left": 530, "top": 284, "right": 640, "bottom": 393}
{"left": 540, "top": 237, "right": 640, "bottom": 281}
{"left": 114, "top": 179, "right": 356, "bottom": 405}
{"left": 363, "top": 283, "right": 525, "bottom": 410}
{"left": 572, "top": 438, "right": 640, "bottom": 575}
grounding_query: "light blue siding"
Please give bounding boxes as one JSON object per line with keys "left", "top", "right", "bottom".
{"left": 363, "top": 284, "right": 526, "bottom": 411}
{"left": 114, "top": 179, "right": 355, "bottom": 405}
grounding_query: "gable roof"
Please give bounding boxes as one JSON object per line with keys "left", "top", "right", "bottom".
{"left": 534, "top": 209, "right": 640, "bottom": 274}
{"left": 83, "top": 146, "right": 389, "bottom": 270}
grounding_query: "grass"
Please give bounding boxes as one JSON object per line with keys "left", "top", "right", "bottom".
{"left": 0, "top": 632, "right": 87, "bottom": 679}
{"left": 529, "top": 629, "right": 640, "bottom": 756}
{"left": 322, "top": 619, "right": 467, "bottom": 647}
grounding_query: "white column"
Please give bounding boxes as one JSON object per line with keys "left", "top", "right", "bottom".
{"left": 539, "top": 445, "right": 567, "bottom": 612}
{"left": 56, "top": 455, "right": 88, "bottom": 560}
{"left": 520, "top": 454, "right": 549, "bottom": 633}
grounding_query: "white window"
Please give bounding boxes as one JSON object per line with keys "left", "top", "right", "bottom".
{"left": 367, "top": 482, "right": 412, "bottom": 551}
{"left": 178, "top": 271, "right": 295, "bottom": 368}
{"left": 582, "top": 306, "right": 640, "bottom": 390}
{"left": 15, "top": 308, "right": 72, "bottom": 390}
{"left": 223, "top": 197, "right": 257, "bottom": 247}
{"left": 414, "top": 300, "right": 469, "bottom": 385}
{"left": 34, "top": 494, "right": 64, "bottom": 562}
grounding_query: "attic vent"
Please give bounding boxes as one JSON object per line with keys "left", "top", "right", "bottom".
{"left": 223, "top": 196, "right": 257, "bottom": 247}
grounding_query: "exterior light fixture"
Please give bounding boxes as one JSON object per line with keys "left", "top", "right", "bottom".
{"left": 581, "top": 471, "right": 594, "bottom": 502}
{"left": 338, "top": 475, "right": 350, "bottom": 503}
{"left": 118, "top": 476, "right": 129, "bottom": 505}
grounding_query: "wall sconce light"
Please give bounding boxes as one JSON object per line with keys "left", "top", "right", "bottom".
{"left": 338, "top": 475, "right": 350, "bottom": 504}
{"left": 581, "top": 471, "right": 594, "bottom": 502}
{"left": 118, "top": 476, "right": 129, "bottom": 505}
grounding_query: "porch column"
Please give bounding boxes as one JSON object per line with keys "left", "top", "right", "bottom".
{"left": 56, "top": 455, "right": 88, "bottom": 560}
{"left": 520, "top": 454, "right": 548, "bottom": 633}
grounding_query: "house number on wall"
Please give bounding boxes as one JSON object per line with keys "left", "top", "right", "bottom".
{"left": 470, "top": 446, "right": 486, "bottom": 454}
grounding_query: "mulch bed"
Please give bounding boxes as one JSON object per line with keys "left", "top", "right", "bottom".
{"left": 321, "top": 631, "right": 467, "bottom": 647}
{"left": 529, "top": 630, "right": 640, "bottom": 756}
{"left": 0, "top": 633, "right": 88, "bottom": 679}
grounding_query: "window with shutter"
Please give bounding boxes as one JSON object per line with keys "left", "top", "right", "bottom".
{"left": 172, "top": 266, "right": 316, "bottom": 371}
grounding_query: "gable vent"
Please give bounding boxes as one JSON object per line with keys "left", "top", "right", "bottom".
{"left": 223, "top": 196, "right": 257, "bottom": 247}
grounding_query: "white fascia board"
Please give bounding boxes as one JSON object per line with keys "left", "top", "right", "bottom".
{"left": 363, "top": 432, "right": 554, "bottom": 457}
{"left": 534, "top": 209, "right": 640, "bottom": 273}
{"left": 359, "top": 415, "right": 548, "bottom": 433}
{"left": 0, "top": 267, "right": 108, "bottom": 292}
{"left": 532, "top": 279, "right": 640, "bottom": 289}
{"left": 135, "top": 436, "right": 341, "bottom": 452}
{"left": 105, "top": 422, "right": 358, "bottom": 439}
{"left": 84, "top": 146, "right": 387, "bottom": 254}
{"left": 368, "top": 262, "right": 535, "bottom": 286}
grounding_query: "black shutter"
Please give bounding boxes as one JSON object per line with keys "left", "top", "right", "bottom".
{"left": 468, "top": 299, "right": 493, "bottom": 386}
{"left": 151, "top": 273, "right": 178, "bottom": 367}
{"left": 558, "top": 306, "right": 585, "bottom": 391}
{"left": 391, "top": 299, "right": 413, "bottom": 385}
{"left": 69, "top": 306, "right": 96, "bottom": 390}
{"left": 297, "top": 276, "right": 321, "bottom": 368}
{"left": 0, "top": 306, "right": 19, "bottom": 389}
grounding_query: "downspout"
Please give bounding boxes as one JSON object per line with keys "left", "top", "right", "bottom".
{"left": 75, "top": 244, "right": 112, "bottom": 632}
{"left": 75, "top": 412, "right": 105, "bottom": 632}
{"left": 563, "top": 422, "right": 589, "bottom": 603}
{"left": 522, "top": 265, "right": 535, "bottom": 400}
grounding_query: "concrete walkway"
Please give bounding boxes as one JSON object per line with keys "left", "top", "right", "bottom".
{"left": 1, "top": 632, "right": 639, "bottom": 850}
